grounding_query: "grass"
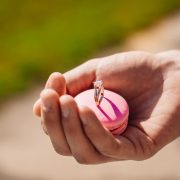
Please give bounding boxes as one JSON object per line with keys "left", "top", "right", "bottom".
{"left": 0, "top": 0, "right": 180, "bottom": 99}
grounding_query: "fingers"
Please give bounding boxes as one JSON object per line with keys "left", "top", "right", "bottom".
{"left": 33, "top": 99, "right": 41, "bottom": 116}
{"left": 41, "top": 89, "right": 71, "bottom": 156}
{"left": 45, "top": 72, "right": 66, "bottom": 95}
{"left": 79, "top": 106, "right": 134, "bottom": 160}
{"left": 64, "top": 59, "right": 97, "bottom": 96}
{"left": 33, "top": 72, "right": 66, "bottom": 117}
{"left": 60, "top": 95, "right": 112, "bottom": 164}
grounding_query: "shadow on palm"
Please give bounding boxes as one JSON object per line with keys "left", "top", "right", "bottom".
{"left": 96, "top": 56, "right": 164, "bottom": 159}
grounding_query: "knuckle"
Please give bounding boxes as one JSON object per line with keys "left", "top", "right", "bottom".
{"left": 53, "top": 146, "right": 71, "bottom": 156}
{"left": 61, "top": 94, "right": 74, "bottom": 104}
{"left": 50, "top": 72, "right": 61, "bottom": 79}
{"left": 50, "top": 72, "right": 66, "bottom": 84}
{"left": 100, "top": 148, "right": 113, "bottom": 157}
{"left": 99, "top": 138, "right": 119, "bottom": 157}
{"left": 100, "top": 144, "right": 116, "bottom": 157}
{"left": 137, "top": 146, "right": 157, "bottom": 161}
{"left": 142, "top": 139, "right": 158, "bottom": 160}
{"left": 143, "top": 149, "right": 156, "bottom": 160}
{"left": 42, "top": 104, "right": 54, "bottom": 114}
{"left": 138, "top": 153, "right": 154, "bottom": 161}
{"left": 74, "top": 154, "right": 90, "bottom": 165}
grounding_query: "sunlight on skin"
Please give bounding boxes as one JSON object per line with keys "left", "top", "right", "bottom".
{"left": 33, "top": 51, "right": 180, "bottom": 164}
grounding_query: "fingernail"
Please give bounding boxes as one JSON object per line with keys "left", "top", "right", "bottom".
{"left": 41, "top": 100, "right": 52, "bottom": 113}
{"left": 62, "top": 106, "right": 70, "bottom": 118}
{"left": 40, "top": 90, "right": 53, "bottom": 113}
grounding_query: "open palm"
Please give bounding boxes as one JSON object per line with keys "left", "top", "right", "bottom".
{"left": 34, "top": 51, "right": 180, "bottom": 164}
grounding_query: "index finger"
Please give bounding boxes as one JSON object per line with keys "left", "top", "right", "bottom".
{"left": 33, "top": 72, "right": 66, "bottom": 117}
{"left": 64, "top": 59, "right": 98, "bottom": 96}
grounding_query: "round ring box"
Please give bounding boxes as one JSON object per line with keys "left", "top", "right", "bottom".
{"left": 75, "top": 89, "right": 129, "bottom": 135}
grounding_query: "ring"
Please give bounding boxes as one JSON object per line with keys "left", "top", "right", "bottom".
{"left": 93, "top": 80, "right": 104, "bottom": 106}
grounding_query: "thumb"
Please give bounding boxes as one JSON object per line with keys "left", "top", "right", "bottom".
{"left": 64, "top": 59, "right": 98, "bottom": 96}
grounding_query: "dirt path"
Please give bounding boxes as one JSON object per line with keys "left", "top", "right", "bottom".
{"left": 0, "top": 12, "right": 180, "bottom": 180}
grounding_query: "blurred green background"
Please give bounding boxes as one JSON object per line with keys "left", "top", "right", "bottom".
{"left": 0, "top": 0, "right": 180, "bottom": 100}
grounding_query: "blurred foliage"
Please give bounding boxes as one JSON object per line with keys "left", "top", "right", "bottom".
{"left": 0, "top": 0, "right": 180, "bottom": 99}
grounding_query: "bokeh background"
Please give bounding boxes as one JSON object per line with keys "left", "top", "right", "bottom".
{"left": 0, "top": 1, "right": 180, "bottom": 180}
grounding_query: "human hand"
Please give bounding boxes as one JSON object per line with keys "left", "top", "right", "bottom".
{"left": 33, "top": 50, "right": 180, "bottom": 164}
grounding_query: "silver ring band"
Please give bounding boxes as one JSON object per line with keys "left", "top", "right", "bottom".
{"left": 93, "top": 80, "right": 104, "bottom": 106}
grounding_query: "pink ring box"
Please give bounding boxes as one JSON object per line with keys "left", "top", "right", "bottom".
{"left": 75, "top": 89, "right": 129, "bottom": 135}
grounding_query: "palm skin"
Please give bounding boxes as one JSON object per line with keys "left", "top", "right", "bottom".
{"left": 33, "top": 51, "right": 180, "bottom": 164}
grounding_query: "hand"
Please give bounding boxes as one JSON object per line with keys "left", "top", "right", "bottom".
{"left": 33, "top": 50, "right": 180, "bottom": 164}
